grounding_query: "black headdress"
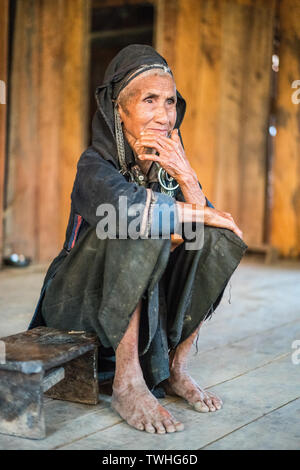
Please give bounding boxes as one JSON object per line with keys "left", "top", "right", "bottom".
{"left": 91, "top": 44, "right": 186, "bottom": 181}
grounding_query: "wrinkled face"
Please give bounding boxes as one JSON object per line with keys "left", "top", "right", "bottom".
{"left": 117, "top": 71, "right": 177, "bottom": 143}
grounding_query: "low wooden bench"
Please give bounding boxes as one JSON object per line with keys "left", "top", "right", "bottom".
{"left": 0, "top": 326, "right": 99, "bottom": 440}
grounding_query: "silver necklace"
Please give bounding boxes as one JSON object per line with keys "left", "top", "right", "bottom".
{"left": 157, "top": 166, "right": 179, "bottom": 197}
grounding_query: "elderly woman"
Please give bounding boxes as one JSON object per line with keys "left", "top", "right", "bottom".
{"left": 29, "top": 45, "right": 247, "bottom": 434}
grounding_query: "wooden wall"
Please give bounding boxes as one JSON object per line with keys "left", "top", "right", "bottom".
{"left": 2, "top": 0, "right": 300, "bottom": 261}
{"left": 4, "top": 0, "right": 90, "bottom": 262}
{"left": 0, "top": 0, "right": 9, "bottom": 266}
{"left": 156, "top": 0, "right": 275, "bottom": 248}
{"left": 271, "top": 0, "right": 300, "bottom": 257}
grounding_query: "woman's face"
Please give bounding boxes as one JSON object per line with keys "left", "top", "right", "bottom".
{"left": 118, "top": 72, "right": 177, "bottom": 145}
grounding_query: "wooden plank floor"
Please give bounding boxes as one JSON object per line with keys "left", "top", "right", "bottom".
{"left": 0, "top": 258, "right": 299, "bottom": 450}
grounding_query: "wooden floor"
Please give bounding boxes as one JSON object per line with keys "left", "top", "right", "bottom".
{"left": 0, "top": 257, "right": 300, "bottom": 450}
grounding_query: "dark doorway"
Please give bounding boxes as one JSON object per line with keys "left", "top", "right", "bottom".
{"left": 88, "top": 1, "right": 154, "bottom": 144}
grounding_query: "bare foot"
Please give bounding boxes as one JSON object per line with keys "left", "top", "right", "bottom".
{"left": 163, "top": 369, "right": 223, "bottom": 413}
{"left": 111, "top": 378, "right": 184, "bottom": 434}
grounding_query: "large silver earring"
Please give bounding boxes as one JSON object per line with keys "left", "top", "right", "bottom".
{"left": 114, "top": 104, "right": 128, "bottom": 175}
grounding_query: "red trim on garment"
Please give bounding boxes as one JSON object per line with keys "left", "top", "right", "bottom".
{"left": 71, "top": 214, "right": 83, "bottom": 249}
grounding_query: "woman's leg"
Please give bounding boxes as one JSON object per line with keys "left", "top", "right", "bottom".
{"left": 161, "top": 226, "right": 247, "bottom": 412}
{"left": 163, "top": 323, "right": 223, "bottom": 412}
{"left": 111, "top": 298, "right": 184, "bottom": 434}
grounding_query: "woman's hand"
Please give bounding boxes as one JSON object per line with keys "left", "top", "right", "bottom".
{"left": 204, "top": 207, "right": 243, "bottom": 239}
{"left": 134, "top": 128, "right": 194, "bottom": 183}
{"left": 176, "top": 202, "right": 244, "bottom": 240}
{"left": 130, "top": 130, "right": 244, "bottom": 241}
{"left": 133, "top": 129, "right": 207, "bottom": 205}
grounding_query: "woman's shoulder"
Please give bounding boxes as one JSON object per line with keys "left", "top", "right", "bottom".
{"left": 77, "top": 146, "right": 118, "bottom": 170}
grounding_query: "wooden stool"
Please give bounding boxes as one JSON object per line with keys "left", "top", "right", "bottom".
{"left": 0, "top": 326, "right": 99, "bottom": 440}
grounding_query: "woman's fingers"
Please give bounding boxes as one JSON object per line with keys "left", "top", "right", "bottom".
{"left": 134, "top": 138, "right": 164, "bottom": 155}
{"left": 227, "top": 215, "right": 243, "bottom": 240}
{"left": 138, "top": 133, "right": 181, "bottom": 153}
{"left": 171, "top": 128, "right": 181, "bottom": 142}
{"left": 137, "top": 154, "right": 161, "bottom": 162}
{"left": 204, "top": 207, "right": 243, "bottom": 240}
{"left": 234, "top": 227, "right": 243, "bottom": 239}
{"left": 137, "top": 154, "right": 185, "bottom": 180}
{"left": 136, "top": 131, "right": 191, "bottom": 180}
{"left": 138, "top": 130, "right": 184, "bottom": 158}
{"left": 228, "top": 220, "right": 243, "bottom": 239}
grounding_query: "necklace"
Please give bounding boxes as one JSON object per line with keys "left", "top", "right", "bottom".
{"left": 157, "top": 166, "right": 179, "bottom": 197}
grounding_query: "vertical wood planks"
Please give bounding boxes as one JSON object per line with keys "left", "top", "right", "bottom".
{"left": 156, "top": 0, "right": 221, "bottom": 202}
{"left": 156, "top": 0, "right": 275, "bottom": 248}
{"left": 155, "top": 0, "right": 178, "bottom": 72}
{"left": 59, "top": 0, "right": 90, "bottom": 248}
{"left": 4, "top": 0, "right": 300, "bottom": 259}
{"left": 215, "top": 0, "right": 275, "bottom": 246}
{"left": 174, "top": 0, "right": 203, "bottom": 162}
{"left": 271, "top": 0, "right": 300, "bottom": 257}
{"left": 37, "top": 0, "right": 64, "bottom": 261}
{"left": 0, "top": 0, "right": 9, "bottom": 265}
{"left": 37, "top": 0, "right": 90, "bottom": 261}
{"left": 235, "top": 0, "right": 274, "bottom": 246}
{"left": 5, "top": 0, "right": 40, "bottom": 259}
{"left": 5, "top": 0, "right": 90, "bottom": 262}
{"left": 186, "top": 0, "right": 222, "bottom": 202}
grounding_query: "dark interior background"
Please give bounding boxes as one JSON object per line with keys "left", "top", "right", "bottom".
{"left": 88, "top": 1, "right": 154, "bottom": 143}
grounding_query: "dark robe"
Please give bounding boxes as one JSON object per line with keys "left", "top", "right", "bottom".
{"left": 28, "top": 45, "right": 248, "bottom": 394}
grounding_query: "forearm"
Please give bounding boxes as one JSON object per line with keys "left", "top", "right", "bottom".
{"left": 175, "top": 201, "right": 205, "bottom": 225}
{"left": 177, "top": 171, "right": 206, "bottom": 206}
{"left": 175, "top": 201, "right": 244, "bottom": 240}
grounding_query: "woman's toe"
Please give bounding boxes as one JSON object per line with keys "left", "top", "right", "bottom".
{"left": 207, "top": 392, "right": 223, "bottom": 409}
{"left": 193, "top": 401, "right": 209, "bottom": 412}
{"left": 144, "top": 422, "right": 156, "bottom": 434}
{"left": 162, "top": 419, "right": 176, "bottom": 433}
{"left": 133, "top": 422, "right": 145, "bottom": 431}
{"left": 212, "top": 398, "right": 222, "bottom": 410}
{"left": 153, "top": 421, "right": 166, "bottom": 434}
{"left": 204, "top": 397, "right": 216, "bottom": 411}
{"left": 174, "top": 421, "right": 185, "bottom": 432}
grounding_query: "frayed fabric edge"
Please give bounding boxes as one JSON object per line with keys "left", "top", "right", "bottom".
{"left": 194, "top": 304, "right": 215, "bottom": 355}
{"left": 193, "top": 279, "right": 234, "bottom": 355}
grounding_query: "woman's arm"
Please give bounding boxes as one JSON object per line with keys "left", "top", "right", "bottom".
{"left": 136, "top": 129, "right": 206, "bottom": 205}
{"left": 133, "top": 128, "right": 243, "bottom": 242}
{"left": 176, "top": 170, "right": 206, "bottom": 206}
{"left": 175, "top": 201, "right": 243, "bottom": 240}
